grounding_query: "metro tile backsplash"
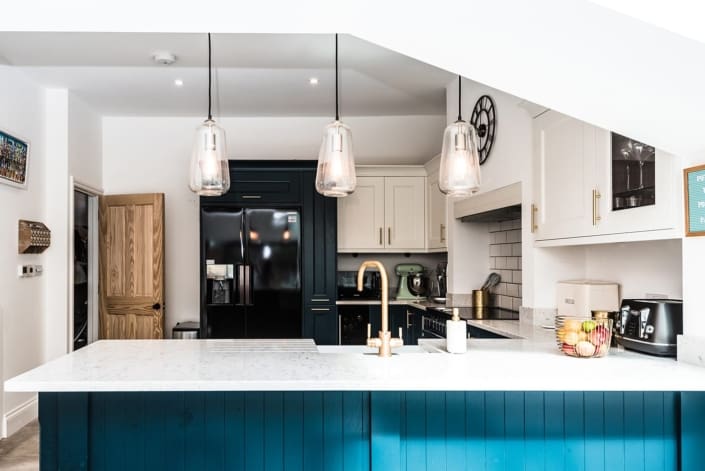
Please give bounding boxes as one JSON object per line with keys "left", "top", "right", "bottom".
{"left": 488, "top": 219, "right": 522, "bottom": 311}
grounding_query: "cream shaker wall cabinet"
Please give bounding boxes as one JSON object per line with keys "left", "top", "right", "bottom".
{"left": 532, "top": 111, "right": 680, "bottom": 245}
{"left": 426, "top": 170, "right": 448, "bottom": 251}
{"left": 338, "top": 173, "right": 426, "bottom": 252}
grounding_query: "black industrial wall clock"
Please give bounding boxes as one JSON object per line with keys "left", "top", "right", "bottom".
{"left": 470, "top": 95, "right": 496, "bottom": 165}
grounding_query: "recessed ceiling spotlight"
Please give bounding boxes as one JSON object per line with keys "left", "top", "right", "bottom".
{"left": 174, "top": 79, "right": 184, "bottom": 87}
{"left": 152, "top": 51, "right": 177, "bottom": 66}
{"left": 309, "top": 77, "right": 319, "bottom": 86}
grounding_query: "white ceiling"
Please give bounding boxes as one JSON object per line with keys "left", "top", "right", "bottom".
{"left": 0, "top": 33, "right": 454, "bottom": 117}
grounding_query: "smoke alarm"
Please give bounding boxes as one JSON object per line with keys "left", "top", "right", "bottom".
{"left": 152, "top": 51, "right": 177, "bottom": 66}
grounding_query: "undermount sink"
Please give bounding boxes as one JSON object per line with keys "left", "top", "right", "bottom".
{"left": 317, "top": 344, "right": 445, "bottom": 354}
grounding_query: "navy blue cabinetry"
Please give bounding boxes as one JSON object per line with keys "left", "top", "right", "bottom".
{"left": 200, "top": 161, "right": 338, "bottom": 343}
{"left": 301, "top": 170, "right": 338, "bottom": 344}
{"left": 218, "top": 168, "right": 302, "bottom": 204}
{"left": 368, "top": 305, "right": 421, "bottom": 345}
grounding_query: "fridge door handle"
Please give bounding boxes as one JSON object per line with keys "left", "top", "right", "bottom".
{"left": 237, "top": 264, "right": 245, "bottom": 306}
{"left": 244, "top": 265, "right": 252, "bottom": 306}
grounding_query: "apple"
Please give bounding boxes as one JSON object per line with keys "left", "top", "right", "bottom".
{"left": 562, "top": 343, "right": 576, "bottom": 356}
{"left": 581, "top": 320, "right": 597, "bottom": 333}
{"left": 589, "top": 325, "right": 610, "bottom": 346}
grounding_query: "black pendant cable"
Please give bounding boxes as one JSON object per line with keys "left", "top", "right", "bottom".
{"left": 457, "top": 75, "right": 462, "bottom": 122}
{"left": 208, "top": 32, "right": 213, "bottom": 121}
{"left": 335, "top": 33, "right": 340, "bottom": 121}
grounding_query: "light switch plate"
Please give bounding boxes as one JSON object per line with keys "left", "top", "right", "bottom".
{"left": 17, "top": 264, "right": 43, "bottom": 278}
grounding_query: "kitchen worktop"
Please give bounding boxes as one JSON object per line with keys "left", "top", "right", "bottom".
{"left": 6, "top": 336, "right": 705, "bottom": 393}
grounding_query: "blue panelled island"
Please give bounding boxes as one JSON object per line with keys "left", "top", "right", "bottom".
{"left": 6, "top": 338, "right": 705, "bottom": 470}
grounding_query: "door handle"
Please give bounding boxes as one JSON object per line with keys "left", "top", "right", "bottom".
{"left": 241, "top": 195, "right": 262, "bottom": 199}
{"left": 379, "top": 227, "right": 383, "bottom": 246}
{"left": 311, "top": 308, "right": 331, "bottom": 312}
{"left": 592, "top": 189, "right": 602, "bottom": 226}
{"left": 237, "top": 264, "right": 245, "bottom": 305}
{"left": 338, "top": 314, "right": 342, "bottom": 345}
{"left": 406, "top": 311, "right": 413, "bottom": 329}
{"left": 387, "top": 227, "right": 391, "bottom": 245}
{"left": 440, "top": 224, "right": 446, "bottom": 243}
{"left": 152, "top": 303, "right": 161, "bottom": 310}
{"left": 531, "top": 204, "right": 538, "bottom": 233}
{"left": 244, "top": 265, "right": 252, "bottom": 305}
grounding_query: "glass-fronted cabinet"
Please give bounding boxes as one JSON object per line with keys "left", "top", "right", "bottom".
{"left": 611, "top": 132, "right": 656, "bottom": 211}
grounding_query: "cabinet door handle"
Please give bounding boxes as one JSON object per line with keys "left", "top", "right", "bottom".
{"left": 311, "top": 308, "right": 331, "bottom": 312}
{"left": 531, "top": 204, "right": 538, "bottom": 233}
{"left": 338, "top": 314, "right": 342, "bottom": 345}
{"left": 406, "top": 311, "right": 413, "bottom": 329}
{"left": 379, "top": 227, "right": 383, "bottom": 246}
{"left": 311, "top": 298, "right": 330, "bottom": 303}
{"left": 241, "top": 195, "right": 262, "bottom": 199}
{"left": 592, "top": 189, "right": 602, "bottom": 226}
{"left": 387, "top": 227, "right": 392, "bottom": 245}
{"left": 440, "top": 224, "right": 446, "bottom": 243}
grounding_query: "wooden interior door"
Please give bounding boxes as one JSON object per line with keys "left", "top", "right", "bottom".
{"left": 99, "top": 193, "right": 165, "bottom": 339}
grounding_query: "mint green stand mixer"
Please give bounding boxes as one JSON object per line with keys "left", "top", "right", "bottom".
{"left": 395, "top": 263, "right": 426, "bottom": 300}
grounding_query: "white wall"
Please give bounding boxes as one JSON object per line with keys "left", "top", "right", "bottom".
{"left": 681, "top": 153, "right": 705, "bottom": 338}
{"left": 102, "top": 115, "right": 443, "bottom": 331}
{"left": 0, "top": 66, "right": 46, "bottom": 437}
{"left": 0, "top": 73, "right": 101, "bottom": 437}
{"left": 444, "top": 77, "right": 534, "bottom": 299}
{"left": 68, "top": 94, "right": 103, "bottom": 189}
{"left": 584, "top": 240, "right": 682, "bottom": 300}
{"left": 43, "top": 89, "right": 71, "bottom": 362}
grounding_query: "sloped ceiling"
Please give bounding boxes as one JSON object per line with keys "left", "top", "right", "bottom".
{"left": 1, "top": 0, "right": 704, "bottom": 155}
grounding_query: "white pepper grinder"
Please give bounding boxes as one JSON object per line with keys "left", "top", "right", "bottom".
{"left": 446, "top": 308, "right": 467, "bottom": 353}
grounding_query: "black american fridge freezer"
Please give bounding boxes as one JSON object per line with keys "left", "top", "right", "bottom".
{"left": 200, "top": 207, "right": 302, "bottom": 338}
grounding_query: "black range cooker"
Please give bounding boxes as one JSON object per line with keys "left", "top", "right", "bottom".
{"left": 421, "top": 307, "right": 519, "bottom": 339}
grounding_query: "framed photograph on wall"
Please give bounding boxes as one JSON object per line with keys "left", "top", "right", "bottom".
{"left": 684, "top": 163, "right": 705, "bottom": 237}
{"left": 0, "top": 129, "right": 30, "bottom": 189}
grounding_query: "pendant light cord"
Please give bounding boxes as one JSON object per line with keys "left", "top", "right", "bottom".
{"left": 208, "top": 33, "right": 213, "bottom": 121}
{"left": 457, "top": 74, "right": 462, "bottom": 121}
{"left": 335, "top": 33, "right": 340, "bottom": 121}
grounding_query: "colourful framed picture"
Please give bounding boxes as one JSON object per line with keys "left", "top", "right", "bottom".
{"left": 684, "top": 164, "right": 705, "bottom": 237}
{"left": 0, "top": 129, "right": 30, "bottom": 189}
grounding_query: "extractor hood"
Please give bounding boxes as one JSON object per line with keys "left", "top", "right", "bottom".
{"left": 454, "top": 182, "right": 522, "bottom": 223}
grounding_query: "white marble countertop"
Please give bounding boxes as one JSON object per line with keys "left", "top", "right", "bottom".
{"left": 6, "top": 336, "right": 705, "bottom": 393}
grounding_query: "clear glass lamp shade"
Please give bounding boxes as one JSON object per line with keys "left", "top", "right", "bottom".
{"left": 438, "top": 120, "right": 481, "bottom": 197}
{"left": 189, "top": 119, "right": 230, "bottom": 196}
{"left": 315, "top": 120, "right": 357, "bottom": 197}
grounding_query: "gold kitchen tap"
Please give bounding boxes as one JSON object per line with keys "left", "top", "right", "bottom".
{"left": 357, "top": 260, "right": 403, "bottom": 357}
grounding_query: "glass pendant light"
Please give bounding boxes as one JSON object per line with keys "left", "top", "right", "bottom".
{"left": 439, "top": 75, "right": 481, "bottom": 197}
{"left": 189, "top": 33, "right": 230, "bottom": 196}
{"left": 315, "top": 34, "right": 356, "bottom": 197}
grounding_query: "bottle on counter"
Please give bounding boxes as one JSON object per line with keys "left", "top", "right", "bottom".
{"left": 446, "top": 308, "right": 467, "bottom": 354}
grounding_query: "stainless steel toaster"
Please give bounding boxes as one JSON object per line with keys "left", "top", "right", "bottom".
{"left": 614, "top": 299, "right": 682, "bottom": 357}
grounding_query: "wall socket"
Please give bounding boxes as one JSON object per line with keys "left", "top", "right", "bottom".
{"left": 17, "top": 264, "right": 43, "bottom": 278}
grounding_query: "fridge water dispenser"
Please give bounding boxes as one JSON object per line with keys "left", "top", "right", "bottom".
{"left": 206, "top": 264, "right": 234, "bottom": 304}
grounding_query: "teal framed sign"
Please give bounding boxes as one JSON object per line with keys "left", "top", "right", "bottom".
{"left": 684, "top": 164, "right": 705, "bottom": 236}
